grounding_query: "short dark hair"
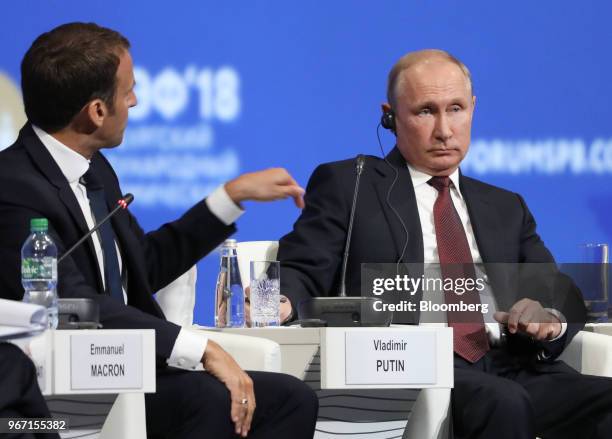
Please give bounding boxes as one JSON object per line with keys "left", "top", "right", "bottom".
{"left": 21, "top": 22, "right": 130, "bottom": 132}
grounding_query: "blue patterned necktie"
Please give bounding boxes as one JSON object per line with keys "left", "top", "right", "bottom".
{"left": 80, "top": 168, "right": 124, "bottom": 303}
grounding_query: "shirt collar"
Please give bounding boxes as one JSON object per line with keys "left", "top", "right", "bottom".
{"left": 406, "top": 163, "right": 463, "bottom": 199}
{"left": 32, "top": 125, "right": 90, "bottom": 184}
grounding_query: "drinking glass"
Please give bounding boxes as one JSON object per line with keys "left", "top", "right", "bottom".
{"left": 580, "top": 243, "right": 609, "bottom": 323}
{"left": 249, "top": 261, "right": 280, "bottom": 327}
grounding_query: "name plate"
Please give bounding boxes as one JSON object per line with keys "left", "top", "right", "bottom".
{"left": 70, "top": 333, "right": 143, "bottom": 390}
{"left": 345, "top": 330, "right": 437, "bottom": 385}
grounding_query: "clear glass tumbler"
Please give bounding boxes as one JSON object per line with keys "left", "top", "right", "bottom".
{"left": 249, "top": 261, "right": 280, "bottom": 327}
{"left": 580, "top": 243, "right": 609, "bottom": 323}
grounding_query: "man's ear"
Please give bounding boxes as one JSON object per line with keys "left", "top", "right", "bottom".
{"left": 85, "top": 99, "right": 107, "bottom": 128}
{"left": 381, "top": 102, "right": 392, "bottom": 114}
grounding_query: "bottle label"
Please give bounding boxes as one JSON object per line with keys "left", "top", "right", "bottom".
{"left": 22, "top": 257, "right": 57, "bottom": 280}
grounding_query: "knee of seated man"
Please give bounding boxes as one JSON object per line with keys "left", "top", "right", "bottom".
{"left": 174, "top": 372, "right": 232, "bottom": 416}
{"left": 251, "top": 372, "right": 318, "bottom": 414}
{"left": 0, "top": 343, "right": 36, "bottom": 380}
{"left": 197, "top": 374, "right": 232, "bottom": 404}
{"left": 475, "top": 377, "right": 533, "bottom": 417}
{"left": 0, "top": 343, "right": 29, "bottom": 364}
{"left": 288, "top": 375, "right": 318, "bottom": 413}
{"left": 595, "top": 411, "right": 612, "bottom": 438}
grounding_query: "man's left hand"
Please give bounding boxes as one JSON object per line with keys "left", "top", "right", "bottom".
{"left": 494, "top": 298, "right": 562, "bottom": 341}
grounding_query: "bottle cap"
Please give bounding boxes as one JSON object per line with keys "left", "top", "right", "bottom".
{"left": 30, "top": 218, "right": 48, "bottom": 232}
{"left": 223, "top": 239, "right": 238, "bottom": 248}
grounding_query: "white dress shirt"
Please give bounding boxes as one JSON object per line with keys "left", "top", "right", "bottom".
{"left": 407, "top": 164, "right": 566, "bottom": 343}
{"left": 33, "top": 125, "right": 243, "bottom": 370}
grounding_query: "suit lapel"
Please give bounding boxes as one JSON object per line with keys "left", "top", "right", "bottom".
{"left": 20, "top": 124, "right": 96, "bottom": 254}
{"left": 459, "top": 173, "right": 505, "bottom": 263}
{"left": 371, "top": 147, "right": 424, "bottom": 263}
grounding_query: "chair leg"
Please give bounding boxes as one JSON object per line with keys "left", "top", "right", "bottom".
{"left": 402, "top": 388, "right": 451, "bottom": 439}
{"left": 99, "top": 393, "right": 147, "bottom": 439}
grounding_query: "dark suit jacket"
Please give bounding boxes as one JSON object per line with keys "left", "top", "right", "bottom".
{"left": 279, "top": 147, "right": 586, "bottom": 360}
{"left": 0, "top": 343, "right": 57, "bottom": 432}
{"left": 0, "top": 124, "right": 235, "bottom": 360}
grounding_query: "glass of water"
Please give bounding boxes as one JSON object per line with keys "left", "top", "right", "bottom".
{"left": 249, "top": 261, "right": 280, "bottom": 327}
{"left": 580, "top": 243, "right": 609, "bottom": 323}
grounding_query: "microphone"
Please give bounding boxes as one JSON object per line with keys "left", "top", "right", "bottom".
{"left": 296, "top": 156, "right": 393, "bottom": 327}
{"left": 58, "top": 193, "right": 134, "bottom": 264}
{"left": 339, "top": 155, "right": 365, "bottom": 297}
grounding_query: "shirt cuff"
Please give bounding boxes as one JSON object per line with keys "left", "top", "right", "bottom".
{"left": 205, "top": 184, "right": 244, "bottom": 226}
{"left": 167, "top": 328, "right": 208, "bottom": 370}
{"left": 545, "top": 308, "right": 568, "bottom": 342}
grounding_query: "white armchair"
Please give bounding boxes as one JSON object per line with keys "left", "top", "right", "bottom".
{"left": 559, "top": 330, "right": 612, "bottom": 376}
{"left": 235, "top": 240, "right": 279, "bottom": 290}
{"left": 156, "top": 266, "right": 197, "bottom": 327}
{"left": 155, "top": 264, "right": 282, "bottom": 372}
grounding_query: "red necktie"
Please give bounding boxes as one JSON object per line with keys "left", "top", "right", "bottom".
{"left": 429, "top": 176, "right": 489, "bottom": 363}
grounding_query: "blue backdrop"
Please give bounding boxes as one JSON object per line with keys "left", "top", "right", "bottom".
{"left": 1, "top": 1, "right": 610, "bottom": 325}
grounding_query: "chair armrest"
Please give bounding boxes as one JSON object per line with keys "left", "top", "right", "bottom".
{"left": 559, "top": 331, "right": 612, "bottom": 377}
{"left": 403, "top": 388, "right": 451, "bottom": 439}
{"left": 155, "top": 266, "right": 197, "bottom": 327}
{"left": 156, "top": 262, "right": 282, "bottom": 372}
{"left": 200, "top": 329, "right": 281, "bottom": 373}
{"left": 100, "top": 393, "right": 146, "bottom": 439}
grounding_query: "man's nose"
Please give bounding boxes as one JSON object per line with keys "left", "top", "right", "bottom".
{"left": 433, "top": 114, "right": 452, "bottom": 142}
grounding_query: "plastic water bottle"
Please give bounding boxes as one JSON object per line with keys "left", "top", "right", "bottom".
{"left": 21, "top": 218, "right": 58, "bottom": 329}
{"left": 214, "top": 239, "right": 245, "bottom": 327}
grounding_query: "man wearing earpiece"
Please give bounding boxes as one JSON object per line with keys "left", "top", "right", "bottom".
{"left": 278, "top": 49, "right": 612, "bottom": 438}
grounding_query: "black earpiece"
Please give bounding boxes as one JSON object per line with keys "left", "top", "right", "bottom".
{"left": 381, "top": 110, "right": 396, "bottom": 133}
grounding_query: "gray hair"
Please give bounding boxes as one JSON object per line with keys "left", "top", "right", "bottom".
{"left": 386, "top": 49, "right": 473, "bottom": 108}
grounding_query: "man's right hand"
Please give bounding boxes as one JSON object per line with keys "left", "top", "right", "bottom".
{"left": 202, "top": 340, "right": 256, "bottom": 437}
{"left": 494, "top": 298, "right": 562, "bottom": 341}
{"left": 224, "top": 168, "right": 305, "bottom": 208}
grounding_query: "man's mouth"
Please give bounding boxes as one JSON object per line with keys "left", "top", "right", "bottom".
{"left": 429, "top": 148, "right": 456, "bottom": 155}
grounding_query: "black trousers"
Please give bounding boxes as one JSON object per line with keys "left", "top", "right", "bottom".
{"left": 452, "top": 348, "right": 612, "bottom": 439}
{"left": 0, "top": 343, "right": 58, "bottom": 439}
{"left": 145, "top": 367, "right": 318, "bottom": 439}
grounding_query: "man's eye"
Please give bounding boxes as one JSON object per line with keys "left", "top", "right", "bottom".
{"left": 449, "top": 105, "right": 462, "bottom": 112}
{"left": 418, "top": 108, "right": 432, "bottom": 115}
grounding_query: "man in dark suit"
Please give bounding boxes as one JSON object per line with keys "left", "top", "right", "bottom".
{"left": 0, "top": 343, "right": 59, "bottom": 439}
{"left": 0, "top": 22, "right": 318, "bottom": 438}
{"left": 278, "top": 49, "right": 612, "bottom": 438}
